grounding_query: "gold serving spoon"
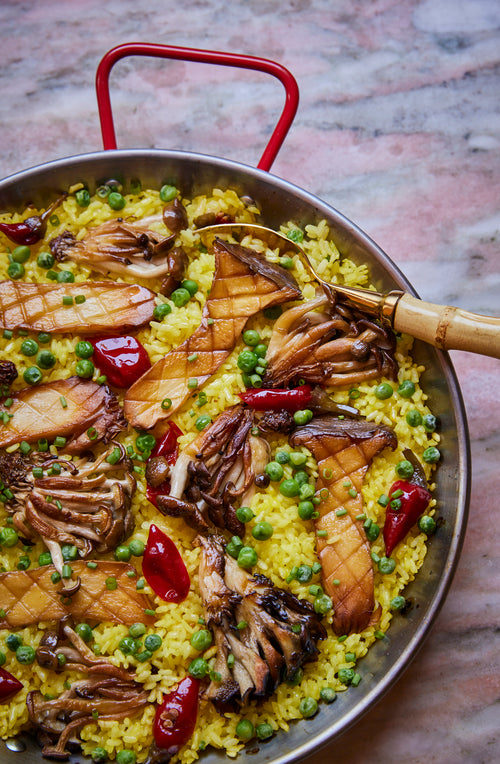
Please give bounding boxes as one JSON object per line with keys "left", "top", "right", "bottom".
{"left": 199, "top": 223, "right": 500, "bottom": 360}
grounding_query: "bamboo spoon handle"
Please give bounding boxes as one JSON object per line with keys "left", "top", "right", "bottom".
{"left": 393, "top": 294, "right": 500, "bottom": 359}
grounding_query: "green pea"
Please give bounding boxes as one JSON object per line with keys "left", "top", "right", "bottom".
{"left": 7, "top": 262, "right": 25, "bottom": 279}
{"left": 338, "top": 667, "right": 355, "bottom": 685}
{"left": 275, "top": 450, "right": 290, "bottom": 464}
{"left": 116, "top": 750, "right": 136, "bottom": 764}
{"left": 289, "top": 451, "right": 308, "bottom": 467}
{"left": 181, "top": 279, "right": 198, "bottom": 296}
{"left": 170, "top": 287, "right": 191, "bottom": 307}
{"left": 108, "top": 191, "right": 126, "bottom": 210}
{"left": 22, "top": 365, "right": 42, "bottom": 385}
{"left": 299, "top": 482, "right": 316, "bottom": 500}
{"left": 91, "top": 747, "right": 108, "bottom": 763}
{"left": 160, "top": 184, "right": 177, "bottom": 202}
{"left": 390, "top": 595, "right": 406, "bottom": 610}
{"left": 190, "top": 629, "right": 213, "bottom": 652}
{"left": 226, "top": 536, "right": 244, "bottom": 559}
{"left": 263, "top": 305, "right": 282, "bottom": 320}
{"left": 6, "top": 634, "right": 22, "bottom": 651}
{"left": 75, "top": 340, "right": 94, "bottom": 359}
{"left": 37, "top": 251, "right": 55, "bottom": 269}
{"left": 16, "top": 645, "right": 36, "bottom": 665}
{"left": 36, "top": 350, "right": 56, "bottom": 369}
{"left": 398, "top": 380, "right": 415, "bottom": 398}
{"left": 293, "top": 470, "right": 309, "bottom": 487}
{"left": 75, "top": 188, "right": 91, "bottom": 207}
{"left": 406, "top": 409, "right": 423, "bottom": 427}
{"left": 395, "top": 460, "right": 414, "bottom": 480}
{"left": 114, "top": 545, "right": 132, "bottom": 562}
{"left": 251, "top": 521, "right": 273, "bottom": 541}
{"left": 314, "top": 594, "right": 333, "bottom": 614}
{"left": 195, "top": 415, "right": 212, "bottom": 431}
{"left": 264, "top": 461, "right": 284, "bottom": 481}
{"left": 255, "top": 722, "right": 274, "bottom": 740}
{"left": 61, "top": 544, "right": 78, "bottom": 561}
{"left": 296, "top": 564, "right": 313, "bottom": 583}
{"left": 0, "top": 527, "right": 19, "bottom": 547}
{"left": 365, "top": 522, "right": 380, "bottom": 542}
{"left": 287, "top": 228, "right": 304, "bottom": 243}
{"left": 422, "top": 446, "right": 440, "bottom": 464}
{"left": 97, "top": 184, "right": 110, "bottom": 198}
{"left": 423, "top": 414, "right": 437, "bottom": 432}
{"left": 119, "top": 637, "right": 137, "bottom": 655}
{"left": 144, "top": 634, "right": 162, "bottom": 652}
{"left": 20, "top": 338, "right": 39, "bottom": 356}
{"left": 38, "top": 552, "right": 53, "bottom": 566}
{"left": 12, "top": 245, "right": 31, "bottom": 263}
{"left": 135, "top": 433, "right": 156, "bottom": 453}
{"left": 299, "top": 697, "right": 318, "bottom": 718}
{"left": 75, "top": 359, "right": 95, "bottom": 378}
{"left": 320, "top": 687, "right": 337, "bottom": 703}
{"left": 236, "top": 719, "right": 254, "bottom": 741}
{"left": 188, "top": 657, "right": 209, "bottom": 678}
{"left": 253, "top": 343, "right": 268, "bottom": 358}
{"left": 378, "top": 556, "right": 396, "bottom": 575}
{"left": 237, "top": 350, "right": 259, "bottom": 372}
{"left": 235, "top": 506, "right": 255, "bottom": 523}
{"left": 129, "top": 622, "right": 147, "bottom": 639}
{"left": 74, "top": 623, "right": 93, "bottom": 642}
{"left": 279, "top": 478, "right": 300, "bottom": 498}
{"left": 128, "top": 539, "right": 145, "bottom": 556}
{"left": 242, "top": 329, "right": 260, "bottom": 347}
{"left": 293, "top": 409, "right": 313, "bottom": 425}
{"left": 418, "top": 515, "right": 437, "bottom": 534}
{"left": 153, "top": 303, "right": 172, "bottom": 320}
{"left": 279, "top": 255, "right": 294, "bottom": 269}
{"left": 57, "top": 270, "right": 75, "bottom": 283}
{"left": 375, "top": 382, "right": 393, "bottom": 400}
{"left": 237, "top": 546, "right": 258, "bottom": 570}
{"left": 298, "top": 500, "right": 315, "bottom": 520}
{"left": 17, "top": 555, "right": 31, "bottom": 571}
{"left": 37, "top": 332, "right": 51, "bottom": 344}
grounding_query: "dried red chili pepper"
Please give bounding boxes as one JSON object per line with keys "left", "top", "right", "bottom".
{"left": 0, "top": 195, "right": 65, "bottom": 246}
{"left": 91, "top": 335, "right": 151, "bottom": 388}
{"left": 383, "top": 479, "right": 431, "bottom": 556}
{"left": 239, "top": 384, "right": 312, "bottom": 411}
{"left": 152, "top": 676, "right": 200, "bottom": 755}
{"left": 0, "top": 666, "right": 23, "bottom": 703}
{"left": 142, "top": 524, "right": 190, "bottom": 603}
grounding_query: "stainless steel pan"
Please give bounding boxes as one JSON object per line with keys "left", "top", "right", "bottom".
{"left": 0, "top": 43, "right": 470, "bottom": 764}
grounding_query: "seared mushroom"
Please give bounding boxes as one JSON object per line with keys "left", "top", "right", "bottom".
{"left": 0, "top": 359, "right": 18, "bottom": 390}
{"left": 195, "top": 533, "right": 326, "bottom": 712}
{"left": 263, "top": 294, "right": 398, "bottom": 389}
{"left": 162, "top": 198, "right": 188, "bottom": 234}
{"left": 27, "top": 623, "right": 149, "bottom": 761}
{"left": 50, "top": 218, "right": 176, "bottom": 279}
{"left": 0, "top": 442, "right": 135, "bottom": 575}
{"left": 159, "top": 246, "right": 188, "bottom": 296}
{"left": 157, "top": 405, "right": 269, "bottom": 536}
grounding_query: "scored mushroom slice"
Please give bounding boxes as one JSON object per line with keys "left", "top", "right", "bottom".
{"left": 124, "top": 238, "right": 302, "bottom": 430}
{"left": 195, "top": 533, "right": 326, "bottom": 712}
{"left": 0, "top": 279, "right": 156, "bottom": 335}
{"left": 0, "top": 442, "right": 136, "bottom": 576}
{"left": 0, "top": 560, "right": 156, "bottom": 629}
{"left": 156, "top": 404, "right": 269, "bottom": 537}
{"left": 0, "top": 377, "right": 126, "bottom": 453}
{"left": 291, "top": 415, "right": 397, "bottom": 635}
{"left": 263, "top": 293, "right": 398, "bottom": 389}
{"left": 28, "top": 623, "right": 149, "bottom": 761}
{"left": 50, "top": 217, "right": 177, "bottom": 280}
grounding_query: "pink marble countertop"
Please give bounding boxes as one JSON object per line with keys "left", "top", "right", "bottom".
{"left": 1, "top": 0, "right": 499, "bottom": 762}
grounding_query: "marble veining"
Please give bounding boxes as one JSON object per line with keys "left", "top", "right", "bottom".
{"left": 0, "top": 1, "right": 499, "bottom": 762}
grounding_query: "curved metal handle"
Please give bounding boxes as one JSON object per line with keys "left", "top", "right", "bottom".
{"left": 95, "top": 42, "right": 299, "bottom": 172}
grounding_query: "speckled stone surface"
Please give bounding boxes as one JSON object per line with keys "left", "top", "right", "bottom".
{"left": 0, "top": 0, "right": 499, "bottom": 762}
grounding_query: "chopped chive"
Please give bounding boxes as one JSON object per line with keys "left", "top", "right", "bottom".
{"left": 62, "top": 296, "right": 73, "bottom": 306}
{"left": 96, "top": 375, "right": 107, "bottom": 385}
{"left": 74, "top": 294, "right": 86, "bottom": 304}
{"left": 374, "top": 630, "right": 385, "bottom": 639}
{"left": 59, "top": 396, "right": 68, "bottom": 408}
{"left": 335, "top": 508, "right": 348, "bottom": 517}
{"left": 187, "top": 353, "right": 198, "bottom": 362}
{"left": 337, "top": 635, "right": 347, "bottom": 643}
{"left": 2, "top": 329, "right": 13, "bottom": 339}
{"left": 363, "top": 517, "right": 373, "bottom": 529}
{"left": 319, "top": 488, "right": 329, "bottom": 500}
{"left": 53, "top": 436, "right": 66, "bottom": 448}
{"left": 105, "top": 576, "right": 117, "bottom": 590}
{"left": 32, "top": 466, "right": 43, "bottom": 478}
{"left": 332, "top": 579, "right": 340, "bottom": 586}
{"left": 348, "top": 488, "right": 357, "bottom": 498}
{"left": 38, "top": 438, "right": 49, "bottom": 452}
{"left": 317, "top": 530, "right": 328, "bottom": 538}
{"left": 207, "top": 317, "right": 214, "bottom": 325}
{"left": 236, "top": 620, "right": 248, "bottom": 630}
{"left": 62, "top": 564, "right": 72, "bottom": 579}
{"left": 144, "top": 608, "right": 156, "bottom": 616}
{"left": 187, "top": 378, "right": 198, "bottom": 390}
{"left": 351, "top": 673, "right": 362, "bottom": 686}
{"left": 86, "top": 427, "right": 98, "bottom": 440}
{"left": 4, "top": 398, "right": 13, "bottom": 408}
{"left": 377, "top": 494, "right": 389, "bottom": 507}
{"left": 161, "top": 398, "right": 172, "bottom": 410}
{"left": 20, "top": 441, "right": 31, "bottom": 455}
{"left": 356, "top": 513, "right": 366, "bottom": 521}
{"left": 343, "top": 481, "right": 352, "bottom": 488}
{"left": 106, "top": 446, "right": 121, "bottom": 465}
{"left": 391, "top": 489, "right": 404, "bottom": 499}
{"left": 87, "top": 561, "right": 98, "bottom": 569}
{"left": 322, "top": 468, "right": 333, "bottom": 479}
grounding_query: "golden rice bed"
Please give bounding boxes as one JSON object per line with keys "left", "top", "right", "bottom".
{"left": 0, "top": 187, "right": 439, "bottom": 762}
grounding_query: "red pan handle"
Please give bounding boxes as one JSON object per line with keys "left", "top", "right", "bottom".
{"left": 95, "top": 42, "right": 299, "bottom": 172}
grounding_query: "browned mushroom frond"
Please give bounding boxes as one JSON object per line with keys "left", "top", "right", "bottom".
{"left": 124, "top": 238, "right": 302, "bottom": 430}
{"left": 263, "top": 294, "right": 398, "bottom": 389}
{"left": 291, "top": 415, "right": 397, "bottom": 635}
{"left": 28, "top": 623, "right": 149, "bottom": 761}
{"left": 156, "top": 404, "right": 269, "bottom": 536}
{"left": 0, "top": 377, "right": 126, "bottom": 453}
{"left": 50, "top": 218, "right": 176, "bottom": 280}
{"left": 0, "top": 280, "right": 156, "bottom": 335}
{"left": 0, "top": 442, "right": 135, "bottom": 574}
{"left": 195, "top": 533, "right": 326, "bottom": 712}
